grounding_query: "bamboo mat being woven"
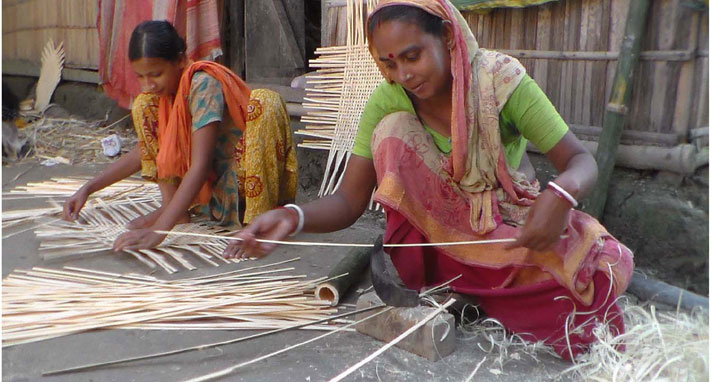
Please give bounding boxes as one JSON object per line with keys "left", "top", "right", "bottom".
{"left": 298, "top": 0, "right": 384, "bottom": 197}
{"left": 2, "top": 177, "right": 244, "bottom": 273}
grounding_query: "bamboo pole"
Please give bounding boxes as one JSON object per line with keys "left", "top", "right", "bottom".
{"left": 585, "top": 0, "right": 652, "bottom": 218}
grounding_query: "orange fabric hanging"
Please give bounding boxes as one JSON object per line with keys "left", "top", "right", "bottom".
{"left": 156, "top": 60, "right": 251, "bottom": 204}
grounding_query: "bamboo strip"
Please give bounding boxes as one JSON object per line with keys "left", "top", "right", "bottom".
{"left": 42, "top": 305, "right": 380, "bottom": 376}
{"left": 328, "top": 298, "right": 455, "bottom": 382}
{"left": 183, "top": 306, "right": 394, "bottom": 382}
{"left": 7, "top": 179, "right": 229, "bottom": 273}
{"left": 156, "top": 230, "right": 516, "bottom": 248}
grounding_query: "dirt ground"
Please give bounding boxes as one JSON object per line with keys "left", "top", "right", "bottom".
{"left": 1, "top": 102, "right": 710, "bottom": 381}
{"left": 2, "top": 162, "right": 580, "bottom": 382}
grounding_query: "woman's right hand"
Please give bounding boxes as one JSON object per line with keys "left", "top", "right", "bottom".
{"left": 223, "top": 208, "right": 298, "bottom": 260}
{"left": 63, "top": 187, "right": 90, "bottom": 221}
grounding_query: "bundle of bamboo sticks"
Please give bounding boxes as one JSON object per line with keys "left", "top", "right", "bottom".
{"left": 2, "top": 259, "right": 341, "bottom": 347}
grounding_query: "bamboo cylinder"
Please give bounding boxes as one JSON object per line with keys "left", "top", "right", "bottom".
{"left": 314, "top": 247, "right": 371, "bottom": 306}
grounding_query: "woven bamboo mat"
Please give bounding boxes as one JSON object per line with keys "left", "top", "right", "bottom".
{"left": 3, "top": 177, "right": 243, "bottom": 273}
{"left": 298, "top": 0, "right": 384, "bottom": 196}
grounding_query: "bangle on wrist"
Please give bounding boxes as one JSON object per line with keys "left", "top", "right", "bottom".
{"left": 547, "top": 181, "right": 578, "bottom": 208}
{"left": 283, "top": 204, "right": 305, "bottom": 236}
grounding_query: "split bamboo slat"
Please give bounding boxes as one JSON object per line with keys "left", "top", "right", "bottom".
{"left": 2, "top": 177, "right": 157, "bottom": 233}
{"left": 2, "top": 177, "right": 241, "bottom": 272}
{"left": 1, "top": 259, "right": 341, "bottom": 347}
{"left": 328, "top": 299, "right": 455, "bottom": 382}
{"left": 183, "top": 278, "right": 460, "bottom": 381}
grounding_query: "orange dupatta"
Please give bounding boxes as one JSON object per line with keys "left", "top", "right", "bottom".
{"left": 156, "top": 61, "right": 251, "bottom": 204}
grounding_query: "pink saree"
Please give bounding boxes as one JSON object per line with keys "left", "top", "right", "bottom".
{"left": 372, "top": 112, "right": 632, "bottom": 359}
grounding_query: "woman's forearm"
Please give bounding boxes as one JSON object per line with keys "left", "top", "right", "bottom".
{"left": 152, "top": 124, "right": 218, "bottom": 231}
{"left": 300, "top": 191, "right": 371, "bottom": 233}
{"left": 298, "top": 155, "right": 377, "bottom": 233}
{"left": 553, "top": 151, "right": 597, "bottom": 201}
{"left": 151, "top": 165, "right": 209, "bottom": 230}
{"left": 84, "top": 146, "right": 142, "bottom": 194}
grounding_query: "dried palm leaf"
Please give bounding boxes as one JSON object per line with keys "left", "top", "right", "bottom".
{"left": 35, "top": 40, "right": 65, "bottom": 112}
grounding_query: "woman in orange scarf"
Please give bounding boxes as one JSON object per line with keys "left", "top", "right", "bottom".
{"left": 63, "top": 21, "right": 297, "bottom": 251}
{"left": 227, "top": 0, "right": 633, "bottom": 359}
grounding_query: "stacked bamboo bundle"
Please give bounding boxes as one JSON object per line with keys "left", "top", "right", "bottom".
{"left": 298, "top": 0, "right": 383, "bottom": 196}
{"left": 2, "top": 0, "right": 99, "bottom": 69}
{"left": 2, "top": 260, "right": 341, "bottom": 347}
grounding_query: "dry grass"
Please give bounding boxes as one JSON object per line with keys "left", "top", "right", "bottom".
{"left": 456, "top": 300, "right": 709, "bottom": 381}
{"left": 563, "top": 302, "right": 709, "bottom": 382}
{"left": 11, "top": 113, "right": 134, "bottom": 164}
{"left": 456, "top": 305, "right": 557, "bottom": 374}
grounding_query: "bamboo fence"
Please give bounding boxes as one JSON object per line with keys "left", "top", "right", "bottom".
{"left": 2, "top": 0, "right": 99, "bottom": 69}
{"left": 319, "top": 0, "right": 709, "bottom": 144}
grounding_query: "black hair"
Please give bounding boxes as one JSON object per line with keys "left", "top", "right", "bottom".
{"left": 367, "top": 5, "right": 445, "bottom": 39}
{"left": 128, "top": 20, "right": 187, "bottom": 62}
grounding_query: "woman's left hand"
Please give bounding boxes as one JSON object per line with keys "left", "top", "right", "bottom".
{"left": 505, "top": 189, "right": 572, "bottom": 252}
{"left": 113, "top": 228, "right": 167, "bottom": 251}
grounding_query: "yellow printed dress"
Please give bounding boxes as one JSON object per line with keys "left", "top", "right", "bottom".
{"left": 131, "top": 72, "right": 297, "bottom": 227}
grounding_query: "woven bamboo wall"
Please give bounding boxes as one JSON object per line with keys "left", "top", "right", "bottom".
{"left": 322, "top": 0, "right": 709, "bottom": 145}
{"left": 2, "top": 0, "right": 99, "bottom": 69}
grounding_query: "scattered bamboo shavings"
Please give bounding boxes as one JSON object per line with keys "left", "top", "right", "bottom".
{"left": 561, "top": 303, "right": 708, "bottom": 382}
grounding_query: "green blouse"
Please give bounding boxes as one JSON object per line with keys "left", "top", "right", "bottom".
{"left": 352, "top": 74, "right": 569, "bottom": 169}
